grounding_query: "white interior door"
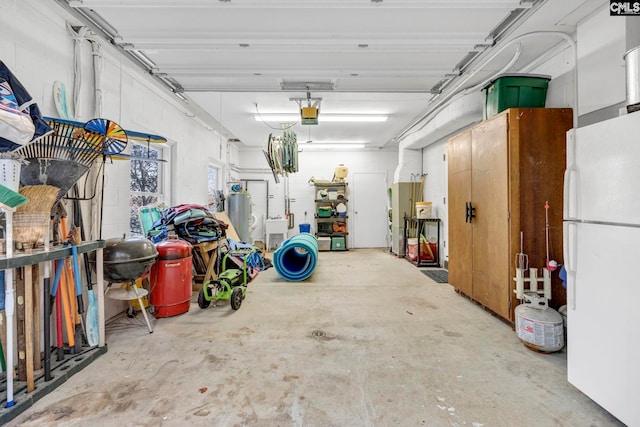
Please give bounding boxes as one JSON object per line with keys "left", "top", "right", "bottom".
{"left": 352, "top": 172, "right": 388, "bottom": 248}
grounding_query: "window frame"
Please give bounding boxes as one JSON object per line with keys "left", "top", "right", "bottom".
{"left": 129, "top": 142, "right": 167, "bottom": 235}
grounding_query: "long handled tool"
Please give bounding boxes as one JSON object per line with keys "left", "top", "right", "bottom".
{"left": 515, "top": 231, "right": 529, "bottom": 271}
{"left": 24, "top": 266, "right": 35, "bottom": 393}
{"left": 51, "top": 255, "right": 75, "bottom": 349}
{"left": 73, "top": 189, "right": 98, "bottom": 347}
{"left": 60, "top": 216, "right": 84, "bottom": 352}
{"left": 545, "top": 201, "right": 558, "bottom": 272}
{"left": 70, "top": 233, "right": 86, "bottom": 352}
{"left": 4, "top": 209, "right": 17, "bottom": 407}
{"left": 54, "top": 261, "right": 65, "bottom": 361}
{"left": 43, "top": 253, "right": 53, "bottom": 380}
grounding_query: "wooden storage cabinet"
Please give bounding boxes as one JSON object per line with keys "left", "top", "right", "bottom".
{"left": 314, "top": 182, "right": 348, "bottom": 251}
{"left": 447, "top": 108, "right": 572, "bottom": 322}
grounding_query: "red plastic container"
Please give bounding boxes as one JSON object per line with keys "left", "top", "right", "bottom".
{"left": 149, "top": 237, "right": 193, "bottom": 317}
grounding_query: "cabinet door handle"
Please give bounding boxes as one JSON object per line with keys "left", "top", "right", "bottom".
{"left": 465, "top": 202, "right": 470, "bottom": 223}
{"left": 469, "top": 202, "right": 476, "bottom": 223}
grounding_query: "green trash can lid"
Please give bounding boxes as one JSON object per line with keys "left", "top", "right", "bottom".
{"left": 483, "top": 73, "right": 551, "bottom": 91}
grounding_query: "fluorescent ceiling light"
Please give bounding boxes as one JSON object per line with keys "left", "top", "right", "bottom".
{"left": 299, "top": 140, "right": 367, "bottom": 145}
{"left": 301, "top": 144, "right": 365, "bottom": 150}
{"left": 254, "top": 114, "right": 388, "bottom": 123}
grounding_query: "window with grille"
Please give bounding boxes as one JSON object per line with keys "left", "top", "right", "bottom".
{"left": 129, "top": 143, "right": 164, "bottom": 235}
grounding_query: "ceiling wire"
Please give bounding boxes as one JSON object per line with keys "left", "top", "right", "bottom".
{"left": 254, "top": 103, "right": 297, "bottom": 130}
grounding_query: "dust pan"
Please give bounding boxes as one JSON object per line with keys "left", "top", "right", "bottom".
{"left": 0, "top": 184, "right": 28, "bottom": 211}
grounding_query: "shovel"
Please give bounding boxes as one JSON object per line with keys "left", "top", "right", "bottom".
{"left": 50, "top": 256, "right": 75, "bottom": 349}
{"left": 73, "top": 192, "right": 99, "bottom": 347}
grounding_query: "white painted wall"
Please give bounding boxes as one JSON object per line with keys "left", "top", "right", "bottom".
{"left": 2, "top": 0, "right": 232, "bottom": 320}
{"left": 239, "top": 147, "right": 398, "bottom": 247}
{"left": 421, "top": 141, "right": 448, "bottom": 266}
{"left": 576, "top": 7, "right": 627, "bottom": 115}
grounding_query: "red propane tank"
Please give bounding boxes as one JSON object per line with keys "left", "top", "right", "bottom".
{"left": 149, "top": 236, "right": 193, "bottom": 317}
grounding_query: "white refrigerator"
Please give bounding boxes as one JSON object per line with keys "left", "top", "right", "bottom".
{"left": 564, "top": 112, "right": 640, "bottom": 426}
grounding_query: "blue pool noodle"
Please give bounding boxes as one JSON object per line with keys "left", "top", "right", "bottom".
{"left": 273, "top": 233, "right": 318, "bottom": 281}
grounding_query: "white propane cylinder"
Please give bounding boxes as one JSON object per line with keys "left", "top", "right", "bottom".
{"left": 515, "top": 304, "right": 564, "bottom": 353}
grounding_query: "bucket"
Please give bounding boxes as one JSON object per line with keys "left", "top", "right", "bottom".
{"left": 624, "top": 46, "right": 640, "bottom": 113}
{"left": 415, "top": 202, "right": 432, "bottom": 219}
{"left": 299, "top": 223, "right": 311, "bottom": 233}
{"left": 407, "top": 237, "right": 435, "bottom": 262}
{"left": 0, "top": 159, "right": 21, "bottom": 192}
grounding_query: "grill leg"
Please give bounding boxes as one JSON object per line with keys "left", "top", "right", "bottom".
{"left": 131, "top": 281, "right": 153, "bottom": 333}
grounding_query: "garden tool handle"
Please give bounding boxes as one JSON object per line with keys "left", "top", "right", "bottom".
{"left": 71, "top": 244, "right": 84, "bottom": 315}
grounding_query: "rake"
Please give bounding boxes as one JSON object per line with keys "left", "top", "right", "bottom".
{"left": 14, "top": 118, "right": 128, "bottom": 202}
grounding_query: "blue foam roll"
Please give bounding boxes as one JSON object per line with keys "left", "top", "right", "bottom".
{"left": 273, "top": 233, "right": 318, "bottom": 281}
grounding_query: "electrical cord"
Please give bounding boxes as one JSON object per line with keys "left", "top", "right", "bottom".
{"left": 254, "top": 103, "right": 297, "bottom": 130}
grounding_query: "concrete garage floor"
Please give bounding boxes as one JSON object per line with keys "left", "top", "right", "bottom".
{"left": 7, "top": 249, "right": 623, "bottom": 427}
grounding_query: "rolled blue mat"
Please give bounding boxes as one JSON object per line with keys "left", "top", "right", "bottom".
{"left": 273, "top": 233, "right": 318, "bottom": 281}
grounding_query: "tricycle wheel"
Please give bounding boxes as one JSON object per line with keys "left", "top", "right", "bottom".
{"left": 198, "top": 289, "right": 211, "bottom": 309}
{"left": 230, "top": 287, "right": 243, "bottom": 310}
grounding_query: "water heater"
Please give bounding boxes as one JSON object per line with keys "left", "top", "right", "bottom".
{"left": 228, "top": 192, "right": 251, "bottom": 243}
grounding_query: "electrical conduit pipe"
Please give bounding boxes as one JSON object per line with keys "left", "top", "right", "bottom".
{"left": 396, "top": 31, "right": 579, "bottom": 143}
{"left": 273, "top": 233, "right": 318, "bottom": 282}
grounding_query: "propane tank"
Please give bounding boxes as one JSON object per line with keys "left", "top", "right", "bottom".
{"left": 515, "top": 300, "right": 564, "bottom": 353}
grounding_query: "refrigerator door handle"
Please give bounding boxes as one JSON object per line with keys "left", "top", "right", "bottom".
{"left": 564, "top": 168, "right": 578, "bottom": 220}
{"left": 564, "top": 129, "right": 578, "bottom": 220}
{"left": 563, "top": 221, "right": 577, "bottom": 310}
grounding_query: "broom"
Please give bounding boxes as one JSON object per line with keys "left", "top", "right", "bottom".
{"left": 14, "top": 185, "right": 60, "bottom": 249}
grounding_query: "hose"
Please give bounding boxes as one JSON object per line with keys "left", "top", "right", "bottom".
{"left": 273, "top": 233, "right": 318, "bottom": 282}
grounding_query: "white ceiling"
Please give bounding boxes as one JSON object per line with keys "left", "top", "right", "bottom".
{"left": 61, "top": 0, "right": 605, "bottom": 149}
